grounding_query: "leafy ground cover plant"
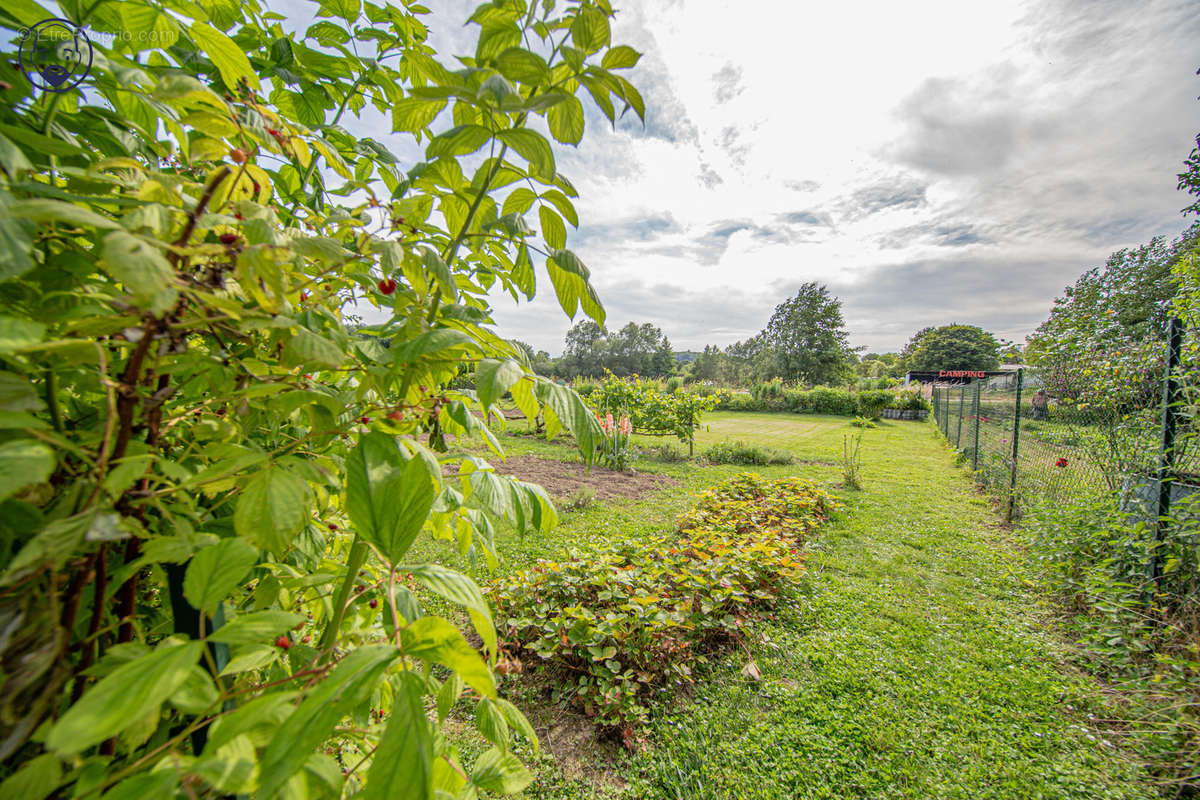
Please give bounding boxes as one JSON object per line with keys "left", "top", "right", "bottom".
{"left": 702, "top": 440, "right": 793, "bottom": 466}
{"left": 0, "top": 0, "right": 644, "bottom": 796}
{"left": 489, "top": 474, "right": 840, "bottom": 744}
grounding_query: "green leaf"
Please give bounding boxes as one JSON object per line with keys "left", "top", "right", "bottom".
{"left": 0, "top": 372, "right": 42, "bottom": 412}
{"left": 259, "top": 645, "right": 399, "bottom": 799}
{"left": 401, "top": 563, "right": 497, "bottom": 656}
{"left": 361, "top": 671, "right": 433, "bottom": 800}
{"left": 99, "top": 230, "right": 174, "bottom": 302}
{"left": 501, "top": 187, "right": 538, "bottom": 217}
{"left": 420, "top": 247, "right": 457, "bottom": 300}
{"left": 346, "top": 434, "right": 437, "bottom": 563}
{"left": 496, "top": 129, "right": 555, "bottom": 180}
{"left": 540, "top": 189, "right": 579, "bottom": 227}
{"left": 539, "top": 205, "right": 566, "bottom": 249}
{"left": 400, "top": 616, "right": 495, "bottom": 699}
{"left": 191, "top": 22, "right": 261, "bottom": 90}
{"left": 495, "top": 47, "right": 551, "bottom": 85}
{"left": 47, "top": 641, "right": 203, "bottom": 755}
{"left": 547, "top": 96, "right": 584, "bottom": 146}
{"left": 183, "top": 538, "right": 258, "bottom": 615}
{"left": 0, "top": 317, "right": 44, "bottom": 355}
{"left": 614, "top": 74, "right": 646, "bottom": 121}
{"left": 392, "top": 97, "right": 447, "bottom": 133}
{"left": 471, "top": 747, "right": 533, "bottom": 794}
{"left": 475, "top": 698, "right": 508, "bottom": 749}
{"left": 233, "top": 467, "right": 312, "bottom": 555}
{"left": 0, "top": 440, "right": 53, "bottom": 503}
{"left": 495, "top": 698, "right": 539, "bottom": 753}
{"left": 6, "top": 198, "right": 120, "bottom": 230}
{"left": 474, "top": 358, "right": 525, "bottom": 409}
{"left": 570, "top": 7, "right": 610, "bottom": 53}
{"left": 547, "top": 250, "right": 604, "bottom": 324}
{"left": 601, "top": 45, "right": 642, "bottom": 69}
{"left": 393, "top": 328, "right": 480, "bottom": 365}
{"left": 0, "top": 132, "right": 31, "bottom": 178}
{"left": 512, "top": 243, "right": 535, "bottom": 300}
{"left": 282, "top": 328, "right": 346, "bottom": 369}
{"left": 426, "top": 125, "right": 491, "bottom": 160}
{"left": 0, "top": 753, "right": 61, "bottom": 800}
{"left": 0, "top": 192, "right": 34, "bottom": 280}
{"left": 436, "top": 673, "right": 463, "bottom": 722}
{"left": 208, "top": 610, "right": 305, "bottom": 646}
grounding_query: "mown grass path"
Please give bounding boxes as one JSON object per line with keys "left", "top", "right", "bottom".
{"left": 436, "top": 413, "right": 1152, "bottom": 799}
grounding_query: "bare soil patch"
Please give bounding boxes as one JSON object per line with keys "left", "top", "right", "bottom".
{"left": 446, "top": 455, "right": 677, "bottom": 502}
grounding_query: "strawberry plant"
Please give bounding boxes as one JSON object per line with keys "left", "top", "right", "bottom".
{"left": 490, "top": 474, "right": 840, "bottom": 740}
{"left": 0, "top": 0, "right": 643, "bottom": 796}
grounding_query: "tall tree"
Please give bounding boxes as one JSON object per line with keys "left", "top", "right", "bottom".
{"left": 904, "top": 324, "right": 1001, "bottom": 372}
{"left": 762, "top": 283, "right": 855, "bottom": 384}
{"left": 563, "top": 320, "right": 608, "bottom": 377}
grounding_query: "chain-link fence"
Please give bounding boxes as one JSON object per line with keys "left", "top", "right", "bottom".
{"left": 932, "top": 316, "right": 1200, "bottom": 531}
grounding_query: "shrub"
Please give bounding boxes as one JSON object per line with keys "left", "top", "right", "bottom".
{"left": 0, "top": 0, "right": 637, "bottom": 794}
{"left": 703, "top": 440, "right": 794, "bottom": 466}
{"left": 890, "top": 389, "right": 931, "bottom": 412}
{"left": 592, "top": 373, "right": 721, "bottom": 449}
{"left": 855, "top": 389, "right": 893, "bottom": 419}
{"left": 850, "top": 416, "right": 877, "bottom": 429}
{"left": 491, "top": 475, "right": 840, "bottom": 735}
{"left": 643, "top": 444, "right": 691, "bottom": 463}
{"left": 665, "top": 376, "right": 684, "bottom": 394}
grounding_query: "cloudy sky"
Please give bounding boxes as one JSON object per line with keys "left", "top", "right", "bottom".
{"left": 288, "top": 0, "right": 1200, "bottom": 355}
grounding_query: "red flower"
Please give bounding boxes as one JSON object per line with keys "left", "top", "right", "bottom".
{"left": 1055, "top": 457, "right": 1069, "bottom": 468}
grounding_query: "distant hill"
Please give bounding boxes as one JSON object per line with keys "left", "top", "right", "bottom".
{"left": 674, "top": 350, "right": 701, "bottom": 363}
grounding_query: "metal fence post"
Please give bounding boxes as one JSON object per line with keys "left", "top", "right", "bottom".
{"left": 1151, "top": 317, "right": 1184, "bottom": 590}
{"left": 972, "top": 381, "right": 981, "bottom": 472}
{"left": 956, "top": 383, "right": 965, "bottom": 448}
{"left": 1006, "top": 368, "right": 1024, "bottom": 523}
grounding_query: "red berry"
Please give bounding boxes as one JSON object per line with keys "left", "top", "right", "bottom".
{"left": 218, "top": 233, "right": 239, "bottom": 245}
{"left": 233, "top": 211, "right": 244, "bottom": 221}
{"left": 267, "top": 128, "right": 281, "bottom": 137}
{"left": 378, "top": 278, "right": 397, "bottom": 295}
{"left": 360, "top": 416, "right": 370, "bottom": 424}
{"left": 274, "top": 635, "right": 291, "bottom": 649}
{"left": 387, "top": 410, "right": 403, "bottom": 421}
{"left": 328, "top": 522, "right": 338, "bottom": 531}
{"left": 252, "top": 181, "right": 261, "bottom": 194}
{"left": 300, "top": 292, "right": 308, "bottom": 301}
{"left": 230, "top": 148, "right": 247, "bottom": 164}
{"left": 301, "top": 635, "right": 310, "bottom": 643}
{"left": 369, "top": 599, "right": 378, "bottom": 609}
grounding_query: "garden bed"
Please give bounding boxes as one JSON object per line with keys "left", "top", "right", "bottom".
{"left": 445, "top": 455, "right": 678, "bottom": 502}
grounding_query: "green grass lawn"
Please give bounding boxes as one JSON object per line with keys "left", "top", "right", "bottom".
{"left": 436, "top": 412, "right": 1153, "bottom": 799}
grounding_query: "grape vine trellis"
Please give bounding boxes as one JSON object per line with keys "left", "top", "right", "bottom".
{"left": 0, "top": 0, "right": 644, "bottom": 796}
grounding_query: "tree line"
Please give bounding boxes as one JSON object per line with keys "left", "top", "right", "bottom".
{"left": 534, "top": 280, "right": 1021, "bottom": 385}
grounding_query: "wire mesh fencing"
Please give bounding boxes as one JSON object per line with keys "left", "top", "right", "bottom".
{"left": 931, "top": 318, "right": 1199, "bottom": 531}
